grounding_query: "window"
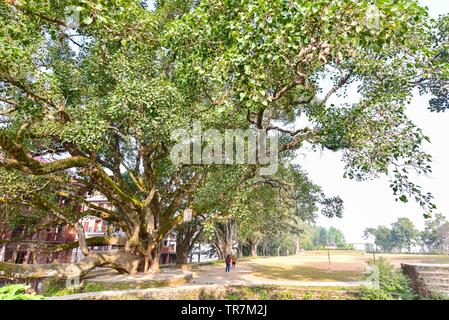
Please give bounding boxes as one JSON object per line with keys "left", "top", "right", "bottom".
{"left": 15, "top": 251, "right": 26, "bottom": 264}
{"left": 4, "top": 250, "right": 13, "bottom": 262}
{"left": 27, "top": 253, "right": 34, "bottom": 264}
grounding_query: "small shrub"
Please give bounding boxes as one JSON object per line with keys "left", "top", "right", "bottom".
{"left": 83, "top": 282, "right": 105, "bottom": 293}
{"left": 360, "top": 258, "right": 415, "bottom": 300}
{"left": 272, "top": 290, "right": 293, "bottom": 300}
{"left": 302, "top": 292, "right": 313, "bottom": 300}
{"left": 40, "top": 278, "right": 106, "bottom": 296}
{"left": 360, "top": 287, "right": 394, "bottom": 300}
{"left": 39, "top": 278, "right": 76, "bottom": 296}
{"left": 0, "top": 284, "right": 45, "bottom": 300}
{"left": 39, "top": 278, "right": 66, "bottom": 296}
{"left": 250, "top": 287, "right": 269, "bottom": 299}
{"left": 225, "top": 292, "right": 240, "bottom": 300}
{"left": 421, "top": 291, "right": 449, "bottom": 300}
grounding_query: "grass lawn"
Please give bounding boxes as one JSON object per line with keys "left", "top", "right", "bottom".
{"left": 251, "top": 264, "right": 365, "bottom": 282}
{"left": 246, "top": 251, "right": 449, "bottom": 282}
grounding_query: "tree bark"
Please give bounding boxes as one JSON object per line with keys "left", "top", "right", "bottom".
{"left": 175, "top": 221, "right": 202, "bottom": 265}
{"left": 0, "top": 251, "right": 140, "bottom": 279}
{"left": 74, "top": 222, "right": 89, "bottom": 256}
{"left": 248, "top": 239, "right": 260, "bottom": 257}
{"left": 263, "top": 241, "right": 268, "bottom": 256}
{"left": 142, "top": 244, "right": 160, "bottom": 273}
{"left": 176, "top": 247, "right": 189, "bottom": 265}
{"left": 214, "top": 218, "right": 234, "bottom": 258}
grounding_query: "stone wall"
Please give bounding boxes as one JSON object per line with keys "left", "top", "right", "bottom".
{"left": 402, "top": 263, "right": 449, "bottom": 297}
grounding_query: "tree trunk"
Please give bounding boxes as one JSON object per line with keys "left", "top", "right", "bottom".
{"left": 262, "top": 240, "right": 268, "bottom": 256}
{"left": 249, "top": 239, "right": 260, "bottom": 257}
{"left": 295, "top": 236, "right": 301, "bottom": 255}
{"left": 175, "top": 218, "right": 203, "bottom": 265}
{"left": 143, "top": 244, "right": 161, "bottom": 273}
{"left": 149, "top": 245, "right": 160, "bottom": 273}
{"left": 213, "top": 243, "right": 224, "bottom": 260}
{"left": 0, "top": 251, "right": 140, "bottom": 279}
{"left": 219, "top": 241, "right": 233, "bottom": 258}
{"left": 215, "top": 218, "right": 234, "bottom": 259}
{"left": 176, "top": 243, "right": 189, "bottom": 265}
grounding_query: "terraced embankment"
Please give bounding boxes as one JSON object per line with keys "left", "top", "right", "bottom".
{"left": 402, "top": 263, "right": 449, "bottom": 297}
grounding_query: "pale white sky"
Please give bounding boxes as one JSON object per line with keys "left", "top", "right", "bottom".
{"left": 301, "top": 0, "right": 449, "bottom": 243}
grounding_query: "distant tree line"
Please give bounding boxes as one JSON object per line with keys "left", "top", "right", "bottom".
{"left": 364, "top": 214, "right": 449, "bottom": 254}
{"left": 233, "top": 225, "right": 350, "bottom": 257}
{"left": 298, "top": 226, "right": 352, "bottom": 250}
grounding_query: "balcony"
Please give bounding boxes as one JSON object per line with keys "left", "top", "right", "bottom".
{"left": 161, "top": 245, "right": 175, "bottom": 254}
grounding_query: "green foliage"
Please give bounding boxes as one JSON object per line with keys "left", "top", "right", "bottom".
{"left": 272, "top": 290, "right": 294, "bottom": 300}
{"left": 298, "top": 225, "right": 348, "bottom": 250}
{"left": 249, "top": 287, "right": 269, "bottom": 300}
{"left": 0, "top": 0, "right": 445, "bottom": 273}
{"left": 361, "top": 258, "right": 414, "bottom": 300}
{"left": 225, "top": 291, "right": 242, "bottom": 300}
{"left": 168, "top": 0, "right": 439, "bottom": 214}
{"left": 81, "top": 282, "right": 106, "bottom": 293}
{"left": 40, "top": 278, "right": 106, "bottom": 297}
{"left": 0, "top": 284, "right": 45, "bottom": 300}
{"left": 40, "top": 278, "right": 70, "bottom": 297}
{"left": 391, "top": 218, "right": 420, "bottom": 252}
{"left": 302, "top": 292, "right": 313, "bottom": 300}
{"left": 359, "top": 287, "right": 394, "bottom": 300}
{"left": 422, "top": 291, "right": 449, "bottom": 301}
{"left": 418, "top": 15, "right": 449, "bottom": 112}
{"left": 421, "top": 213, "right": 449, "bottom": 253}
{"left": 364, "top": 217, "right": 420, "bottom": 253}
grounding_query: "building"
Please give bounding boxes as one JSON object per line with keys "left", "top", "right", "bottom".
{"left": 161, "top": 232, "right": 176, "bottom": 264}
{"left": 0, "top": 221, "right": 77, "bottom": 264}
{"left": 0, "top": 192, "right": 178, "bottom": 267}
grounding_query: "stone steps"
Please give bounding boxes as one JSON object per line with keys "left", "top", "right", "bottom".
{"left": 422, "top": 277, "right": 449, "bottom": 285}
{"left": 417, "top": 270, "right": 449, "bottom": 276}
{"left": 412, "top": 264, "right": 449, "bottom": 271}
{"left": 402, "top": 263, "right": 449, "bottom": 297}
{"left": 426, "top": 286, "right": 449, "bottom": 296}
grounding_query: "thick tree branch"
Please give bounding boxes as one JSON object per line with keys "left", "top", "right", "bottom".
{"left": 0, "top": 251, "right": 139, "bottom": 279}
{"left": 0, "top": 131, "right": 90, "bottom": 174}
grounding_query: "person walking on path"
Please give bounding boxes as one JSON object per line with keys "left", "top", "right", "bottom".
{"left": 225, "top": 255, "right": 231, "bottom": 273}
{"left": 231, "top": 255, "right": 236, "bottom": 269}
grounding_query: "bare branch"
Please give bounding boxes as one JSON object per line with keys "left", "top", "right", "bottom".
{"left": 323, "top": 70, "right": 352, "bottom": 104}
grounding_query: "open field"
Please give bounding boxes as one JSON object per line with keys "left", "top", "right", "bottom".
{"left": 192, "top": 251, "right": 449, "bottom": 284}
{"left": 41, "top": 251, "right": 449, "bottom": 299}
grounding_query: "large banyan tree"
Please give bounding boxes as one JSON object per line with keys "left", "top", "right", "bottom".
{"left": 0, "top": 0, "right": 447, "bottom": 278}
